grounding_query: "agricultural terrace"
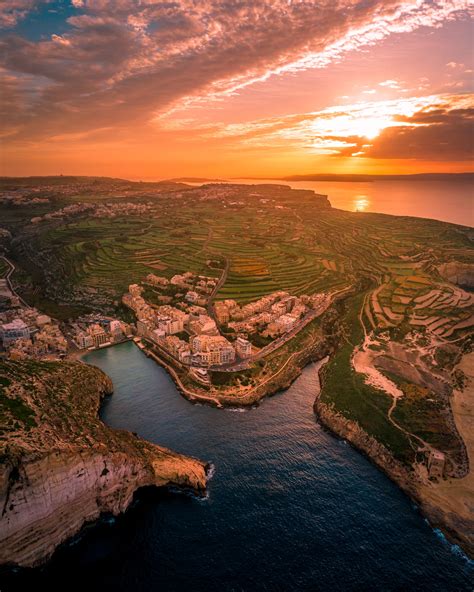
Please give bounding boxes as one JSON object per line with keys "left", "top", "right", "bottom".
{"left": 8, "top": 184, "right": 473, "bottom": 319}
{"left": 2, "top": 181, "right": 473, "bottom": 474}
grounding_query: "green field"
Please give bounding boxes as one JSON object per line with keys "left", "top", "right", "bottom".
{"left": 2, "top": 181, "right": 473, "bottom": 469}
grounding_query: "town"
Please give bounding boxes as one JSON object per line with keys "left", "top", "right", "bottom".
{"left": 120, "top": 270, "right": 333, "bottom": 384}
{"left": 0, "top": 258, "right": 132, "bottom": 360}
{"left": 0, "top": 265, "right": 333, "bottom": 389}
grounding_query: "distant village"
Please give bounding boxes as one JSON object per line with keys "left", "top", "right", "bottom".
{"left": 0, "top": 304, "right": 132, "bottom": 362}
{"left": 30, "top": 201, "right": 153, "bottom": 224}
{"left": 0, "top": 265, "right": 132, "bottom": 361}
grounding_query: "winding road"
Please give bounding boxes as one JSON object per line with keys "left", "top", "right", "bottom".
{"left": 0, "top": 255, "right": 30, "bottom": 308}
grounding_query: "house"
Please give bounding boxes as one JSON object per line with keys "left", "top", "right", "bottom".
{"left": 146, "top": 273, "right": 169, "bottom": 287}
{"left": 0, "top": 319, "right": 30, "bottom": 346}
{"left": 214, "top": 302, "right": 230, "bottom": 324}
{"left": 185, "top": 290, "right": 200, "bottom": 303}
{"left": 235, "top": 337, "right": 252, "bottom": 358}
{"left": 36, "top": 314, "right": 52, "bottom": 327}
{"left": 128, "top": 284, "right": 143, "bottom": 298}
{"left": 188, "top": 314, "right": 218, "bottom": 336}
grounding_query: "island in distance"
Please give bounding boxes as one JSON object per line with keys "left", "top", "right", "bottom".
{"left": 0, "top": 176, "right": 473, "bottom": 568}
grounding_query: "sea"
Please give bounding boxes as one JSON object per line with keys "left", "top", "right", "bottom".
{"left": 5, "top": 341, "right": 472, "bottom": 591}
{"left": 234, "top": 179, "right": 473, "bottom": 227}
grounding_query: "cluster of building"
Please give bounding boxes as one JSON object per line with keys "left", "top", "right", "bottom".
{"left": 122, "top": 273, "right": 335, "bottom": 372}
{"left": 145, "top": 271, "right": 217, "bottom": 307}
{"left": 92, "top": 202, "right": 152, "bottom": 218}
{"left": 122, "top": 282, "right": 252, "bottom": 367}
{"left": 30, "top": 201, "right": 153, "bottom": 224}
{"left": 31, "top": 202, "right": 94, "bottom": 223}
{"left": 0, "top": 191, "right": 50, "bottom": 207}
{"left": 72, "top": 317, "right": 132, "bottom": 349}
{"left": 0, "top": 308, "right": 67, "bottom": 359}
{"left": 214, "top": 291, "right": 315, "bottom": 338}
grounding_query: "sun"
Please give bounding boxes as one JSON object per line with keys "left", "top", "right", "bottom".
{"left": 310, "top": 113, "right": 393, "bottom": 141}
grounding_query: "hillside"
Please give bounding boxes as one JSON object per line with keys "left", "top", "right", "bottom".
{"left": 0, "top": 359, "right": 207, "bottom": 567}
{"left": 0, "top": 178, "right": 473, "bottom": 556}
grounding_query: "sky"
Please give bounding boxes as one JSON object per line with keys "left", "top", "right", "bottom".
{"left": 0, "top": 0, "right": 472, "bottom": 179}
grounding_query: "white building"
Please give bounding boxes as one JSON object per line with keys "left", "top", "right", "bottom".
{"left": 191, "top": 335, "right": 235, "bottom": 365}
{"left": 278, "top": 314, "right": 297, "bottom": 332}
{"left": 235, "top": 337, "right": 252, "bottom": 358}
{"left": 76, "top": 331, "right": 93, "bottom": 349}
{"left": 185, "top": 290, "right": 200, "bottom": 303}
{"left": 214, "top": 302, "right": 230, "bottom": 324}
{"left": 146, "top": 273, "right": 169, "bottom": 287}
{"left": 36, "top": 314, "right": 52, "bottom": 327}
{"left": 87, "top": 324, "right": 109, "bottom": 347}
{"left": 1, "top": 319, "right": 30, "bottom": 346}
{"left": 188, "top": 314, "right": 218, "bottom": 336}
{"left": 129, "top": 284, "right": 143, "bottom": 298}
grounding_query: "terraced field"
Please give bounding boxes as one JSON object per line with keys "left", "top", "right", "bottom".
{"left": 8, "top": 184, "right": 473, "bottom": 317}
{"left": 4, "top": 182, "right": 473, "bottom": 474}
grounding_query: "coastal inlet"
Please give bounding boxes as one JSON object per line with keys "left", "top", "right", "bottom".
{"left": 7, "top": 341, "right": 470, "bottom": 592}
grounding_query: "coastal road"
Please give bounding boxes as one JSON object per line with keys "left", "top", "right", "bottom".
{"left": 213, "top": 285, "right": 352, "bottom": 373}
{"left": 214, "top": 309, "right": 321, "bottom": 373}
{"left": 0, "top": 255, "right": 30, "bottom": 308}
{"left": 207, "top": 256, "right": 230, "bottom": 320}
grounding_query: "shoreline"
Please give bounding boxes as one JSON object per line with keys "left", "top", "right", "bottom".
{"left": 0, "top": 357, "right": 208, "bottom": 569}
{"left": 140, "top": 334, "right": 330, "bottom": 408}
{"left": 313, "top": 352, "right": 474, "bottom": 560}
{"left": 79, "top": 336, "right": 474, "bottom": 559}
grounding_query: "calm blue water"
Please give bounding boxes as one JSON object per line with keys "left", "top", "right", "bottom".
{"left": 6, "top": 342, "right": 473, "bottom": 591}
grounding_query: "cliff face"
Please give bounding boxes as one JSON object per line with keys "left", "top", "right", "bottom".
{"left": 437, "top": 261, "right": 474, "bottom": 289}
{"left": 314, "top": 397, "right": 474, "bottom": 558}
{"left": 0, "top": 359, "right": 207, "bottom": 568}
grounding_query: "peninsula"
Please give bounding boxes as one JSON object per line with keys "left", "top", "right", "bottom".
{"left": 0, "top": 176, "right": 472, "bottom": 560}
{"left": 0, "top": 358, "right": 207, "bottom": 568}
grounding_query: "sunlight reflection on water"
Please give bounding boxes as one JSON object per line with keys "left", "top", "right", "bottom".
{"left": 354, "top": 195, "right": 369, "bottom": 211}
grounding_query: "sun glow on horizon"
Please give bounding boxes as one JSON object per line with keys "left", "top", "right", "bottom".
{"left": 354, "top": 196, "right": 370, "bottom": 212}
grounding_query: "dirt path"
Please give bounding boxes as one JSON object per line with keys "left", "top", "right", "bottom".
{"left": 0, "top": 255, "right": 30, "bottom": 308}
{"left": 353, "top": 285, "right": 433, "bottom": 452}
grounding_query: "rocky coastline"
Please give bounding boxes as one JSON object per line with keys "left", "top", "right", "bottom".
{"left": 313, "top": 363, "right": 474, "bottom": 559}
{"left": 0, "top": 359, "right": 208, "bottom": 568}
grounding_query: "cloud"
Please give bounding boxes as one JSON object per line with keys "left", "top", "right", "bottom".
{"left": 0, "top": 0, "right": 472, "bottom": 144}
{"left": 379, "top": 79, "right": 401, "bottom": 89}
{"left": 0, "top": 1, "right": 45, "bottom": 29}
{"left": 203, "top": 93, "right": 474, "bottom": 160}
{"left": 365, "top": 106, "right": 474, "bottom": 160}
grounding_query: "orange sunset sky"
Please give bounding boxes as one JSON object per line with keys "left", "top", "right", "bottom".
{"left": 0, "top": 1, "right": 473, "bottom": 179}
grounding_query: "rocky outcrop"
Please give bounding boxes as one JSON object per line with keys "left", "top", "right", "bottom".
{"left": 314, "top": 397, "right": 474, "bottom": 558}
{"left": 313, "top": 398, "right": 418, "bottom": 495}
{"left": 0, "top": 359, "right": 207, "bottom": 568}
{"left": 438, "top": 261, "right": 474, "bottom": 289}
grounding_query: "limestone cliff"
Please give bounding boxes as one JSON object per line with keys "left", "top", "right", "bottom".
{"left": 437, "top": 261, "right": 474, "bottom": 289}
{"left": 0, "top": 359, "right": 207, "bottom": 568}
{"left": 314, "top": 397, "right": 474, "bottom": 558}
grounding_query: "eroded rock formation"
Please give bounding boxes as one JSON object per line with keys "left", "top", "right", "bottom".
{"left": 0, "top": 359, "right": 207, "bottom": 568}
